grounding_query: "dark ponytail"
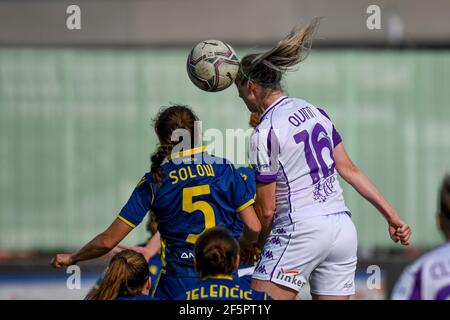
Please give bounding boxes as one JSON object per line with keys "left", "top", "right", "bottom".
{"left": 195, "top": 227, "right": 239, "bottom": 278}
{"left": 150, "top": 105, "right": 199, "bottom": 186}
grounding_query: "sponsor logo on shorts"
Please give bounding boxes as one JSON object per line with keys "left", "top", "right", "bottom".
{"left": 274, "top": 227, "right": 287, "bottom": 234}
{"left": 275, "top": 269, "right": 306, "bottom": 289}
{"left": 280, "top": 267, "right": 301, "bottom": 275}
{"left": 255, "top": 264, "right": 268, "bottom": 275}
{"left": 262, "top": 249, "right": 275, "bottom": 260}
{"left": 268, "top": 236, "right": 282, "bottom": 246}
{"left": 343, "top": 281, "right": 354, "bottom": 289}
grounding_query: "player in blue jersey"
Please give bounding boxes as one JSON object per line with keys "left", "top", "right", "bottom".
{"left": 51, "top": 105, "right": 261, "bottom": 300}
{"left": 118, "top": 166, "right": 261, "bottom": 288}
{"left": 175, "top": 227, "right": 270, "bottom": 300}
{"left": 86, "top": 250, "right": 157, "bottom": 300}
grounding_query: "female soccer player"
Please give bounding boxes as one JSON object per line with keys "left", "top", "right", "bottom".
{"left": 51, "top": 105, "right": 261, "bottom": 299}
{"left": 234, "top": 18, "right": 412, "bottom": 300}
{"left": 86, "top": 250, "right": 155, "bottom": 300}
{"left": 175, "top": 227, "right": 270, "bottom": 300}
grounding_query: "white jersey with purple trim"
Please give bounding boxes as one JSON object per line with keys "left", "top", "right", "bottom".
{"left": 391, "top": 242, "right": 450, "bottom": 300}
{"left": 250, "top": 96, "right": 350, "bottom": 227}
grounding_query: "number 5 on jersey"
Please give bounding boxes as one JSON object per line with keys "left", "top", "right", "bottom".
{"left": 182, "top": 185, "right": 216, "bottom": 244}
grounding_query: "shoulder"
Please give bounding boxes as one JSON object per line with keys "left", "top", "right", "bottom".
{"left": 418, "top": 243, "right": 450, "bottom": 267}
{"left": 236, "top": 166, "right": 255, "bottom": 181}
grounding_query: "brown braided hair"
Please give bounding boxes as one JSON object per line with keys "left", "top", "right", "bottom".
{"left": 151, "top": 105, "right": 199, "bottom": 186}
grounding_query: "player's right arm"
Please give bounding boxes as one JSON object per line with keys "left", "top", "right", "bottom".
{"left": 51, "top": 175, "right": 154, "bottom": 268}
{"left": 51, "top": 218, "right": 133, "bottom": 267}
{"left": 333, "top": 143, "right": 412, "bottom": 245}
{"left": 115, "top": 230, "right": 161, "bottom": 261}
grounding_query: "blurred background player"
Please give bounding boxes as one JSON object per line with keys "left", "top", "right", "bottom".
{"left": 175, "top": 227, "right": 270, "bottom": 300}
{"left": 51, "top": 105, "right": 261, "bottom": 300}
{"left": 235, "top": 18, "right": 412, "bottom": 300}
{"left": 85, "top": 250, "right": 156, "bottom": 300}
{"left": 391, "top": 175, "right": 450, "bottom": 300}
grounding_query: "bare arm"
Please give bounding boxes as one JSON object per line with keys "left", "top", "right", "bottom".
{"left": 51, "top": 218, "right": 133, "bottom": 268}
{"left": 239, "top": 205, "right": 262, "bottom": 245}
{"left": 254, "top": 181, "right": 277, "bottom": 247}
{"left": 115, "top": 230, "right": 161, "bottom": 261}
{"left": 333, "top": 143, "right": 411, "bottom": 245}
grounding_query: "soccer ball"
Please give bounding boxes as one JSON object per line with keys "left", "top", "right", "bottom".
{"left": 187, "top": 40, "right": 240, "bottom": 92}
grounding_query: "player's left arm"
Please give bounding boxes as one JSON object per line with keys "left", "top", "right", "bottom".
{"left": 239, "top": 206, "right": 262, "bottom": 245}
{"left": 51, "top": 218, "right": 133, "bottom": 268}
{"left": 333, "top": 143, "right": 412, "bottom": 245}
{"left": 115, "top": 230, "right": 161, "bottom": 261}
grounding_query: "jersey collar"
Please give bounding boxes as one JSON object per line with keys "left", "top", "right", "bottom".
{"left": 259, "top": 95, "right": 288, "bottom": 121}
{"left": 203, "top": 274, "right": 234, "bottom": 281}
{"left": 168, "top": 146, "right": 207, "bottom": 160}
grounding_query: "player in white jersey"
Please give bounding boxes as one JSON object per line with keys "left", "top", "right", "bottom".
{"left": 392, "top": 175, "right": 450, "bottom": 300}
{"left": 234, "top": 18, "right": 412, "bottom": 300}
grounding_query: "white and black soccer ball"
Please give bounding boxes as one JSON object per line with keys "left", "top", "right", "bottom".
{"left": 186, "top": 40, "right": 240, "bottom": 92}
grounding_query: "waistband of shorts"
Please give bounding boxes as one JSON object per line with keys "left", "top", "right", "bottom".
{"left": 273, "top": 209, "right": 351, "bottom": 227}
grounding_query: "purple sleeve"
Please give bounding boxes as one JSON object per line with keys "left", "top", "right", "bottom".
{"left": 408, "top": 268, "right": 422, "bottom": 300}
{"left": 317, "top": 107, "right": 342, "bottom": 148}
{"left": 255, "top": 173, "right": 278, "bottom": 183}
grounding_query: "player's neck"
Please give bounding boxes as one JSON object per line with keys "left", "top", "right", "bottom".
{"left": 260, "top": 91, "right": 284, "bottom": 112}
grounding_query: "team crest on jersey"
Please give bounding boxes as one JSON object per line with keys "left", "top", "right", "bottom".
{"left": 313, "top": 175, "right": 337, "bottom": 203}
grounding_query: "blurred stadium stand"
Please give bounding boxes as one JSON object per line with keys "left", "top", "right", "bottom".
{"left": 0, "top": 0, "right": 449, "bottom": 299}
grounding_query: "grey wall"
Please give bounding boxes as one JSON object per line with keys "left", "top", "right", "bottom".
{"left": 0, "top": 0, "right": 449, "bottom": 46}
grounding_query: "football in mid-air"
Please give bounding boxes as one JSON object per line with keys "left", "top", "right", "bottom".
{"left": 187, "top": 40, "right": 240, "bottom": 92}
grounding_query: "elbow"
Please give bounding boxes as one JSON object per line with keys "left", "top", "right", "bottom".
{"left": 260, "top": 205, "right": 276, "bottom": 222}
{"left": 249, "top": 219, "right": 262, "bottom": 235}
{"left": 339, "top": 163, "right": 360, "bottom": 182}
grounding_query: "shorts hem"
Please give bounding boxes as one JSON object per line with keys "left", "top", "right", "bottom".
{"left": 310, "top": 290, "right": 355, "bottom": 296}
{"left": 269, "top": 277, "right": 303, "bottom": 293}
{"left": 252, "top": 274, "right": 271, "bottom": 281}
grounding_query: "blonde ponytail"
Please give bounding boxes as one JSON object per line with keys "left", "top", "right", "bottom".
{"left": 239, "top": 18, "right": 320, "bottom": 88}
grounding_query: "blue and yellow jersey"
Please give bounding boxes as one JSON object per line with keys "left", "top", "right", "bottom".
{"left": 117, "top": 295, "right": 159, "bottom": 300}
{"left": 174, "top": 275, "right": 270, "bottom": 300}
{"left": 117, "top": 147, "right": 256, "bottom": 277}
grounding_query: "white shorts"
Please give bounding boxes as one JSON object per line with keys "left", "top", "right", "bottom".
{"left": 252, "top": 212, "right": 357, "bottom": 296}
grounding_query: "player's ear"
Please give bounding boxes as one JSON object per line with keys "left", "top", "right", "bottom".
{"left": 235, "top": 255, "right": 240, "bottom": 270}
{"left": 248, "top": 80, "right": 257, "bottom": 93}
{"left": 146, "top": 277, "right": 151, "bottom": 290}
